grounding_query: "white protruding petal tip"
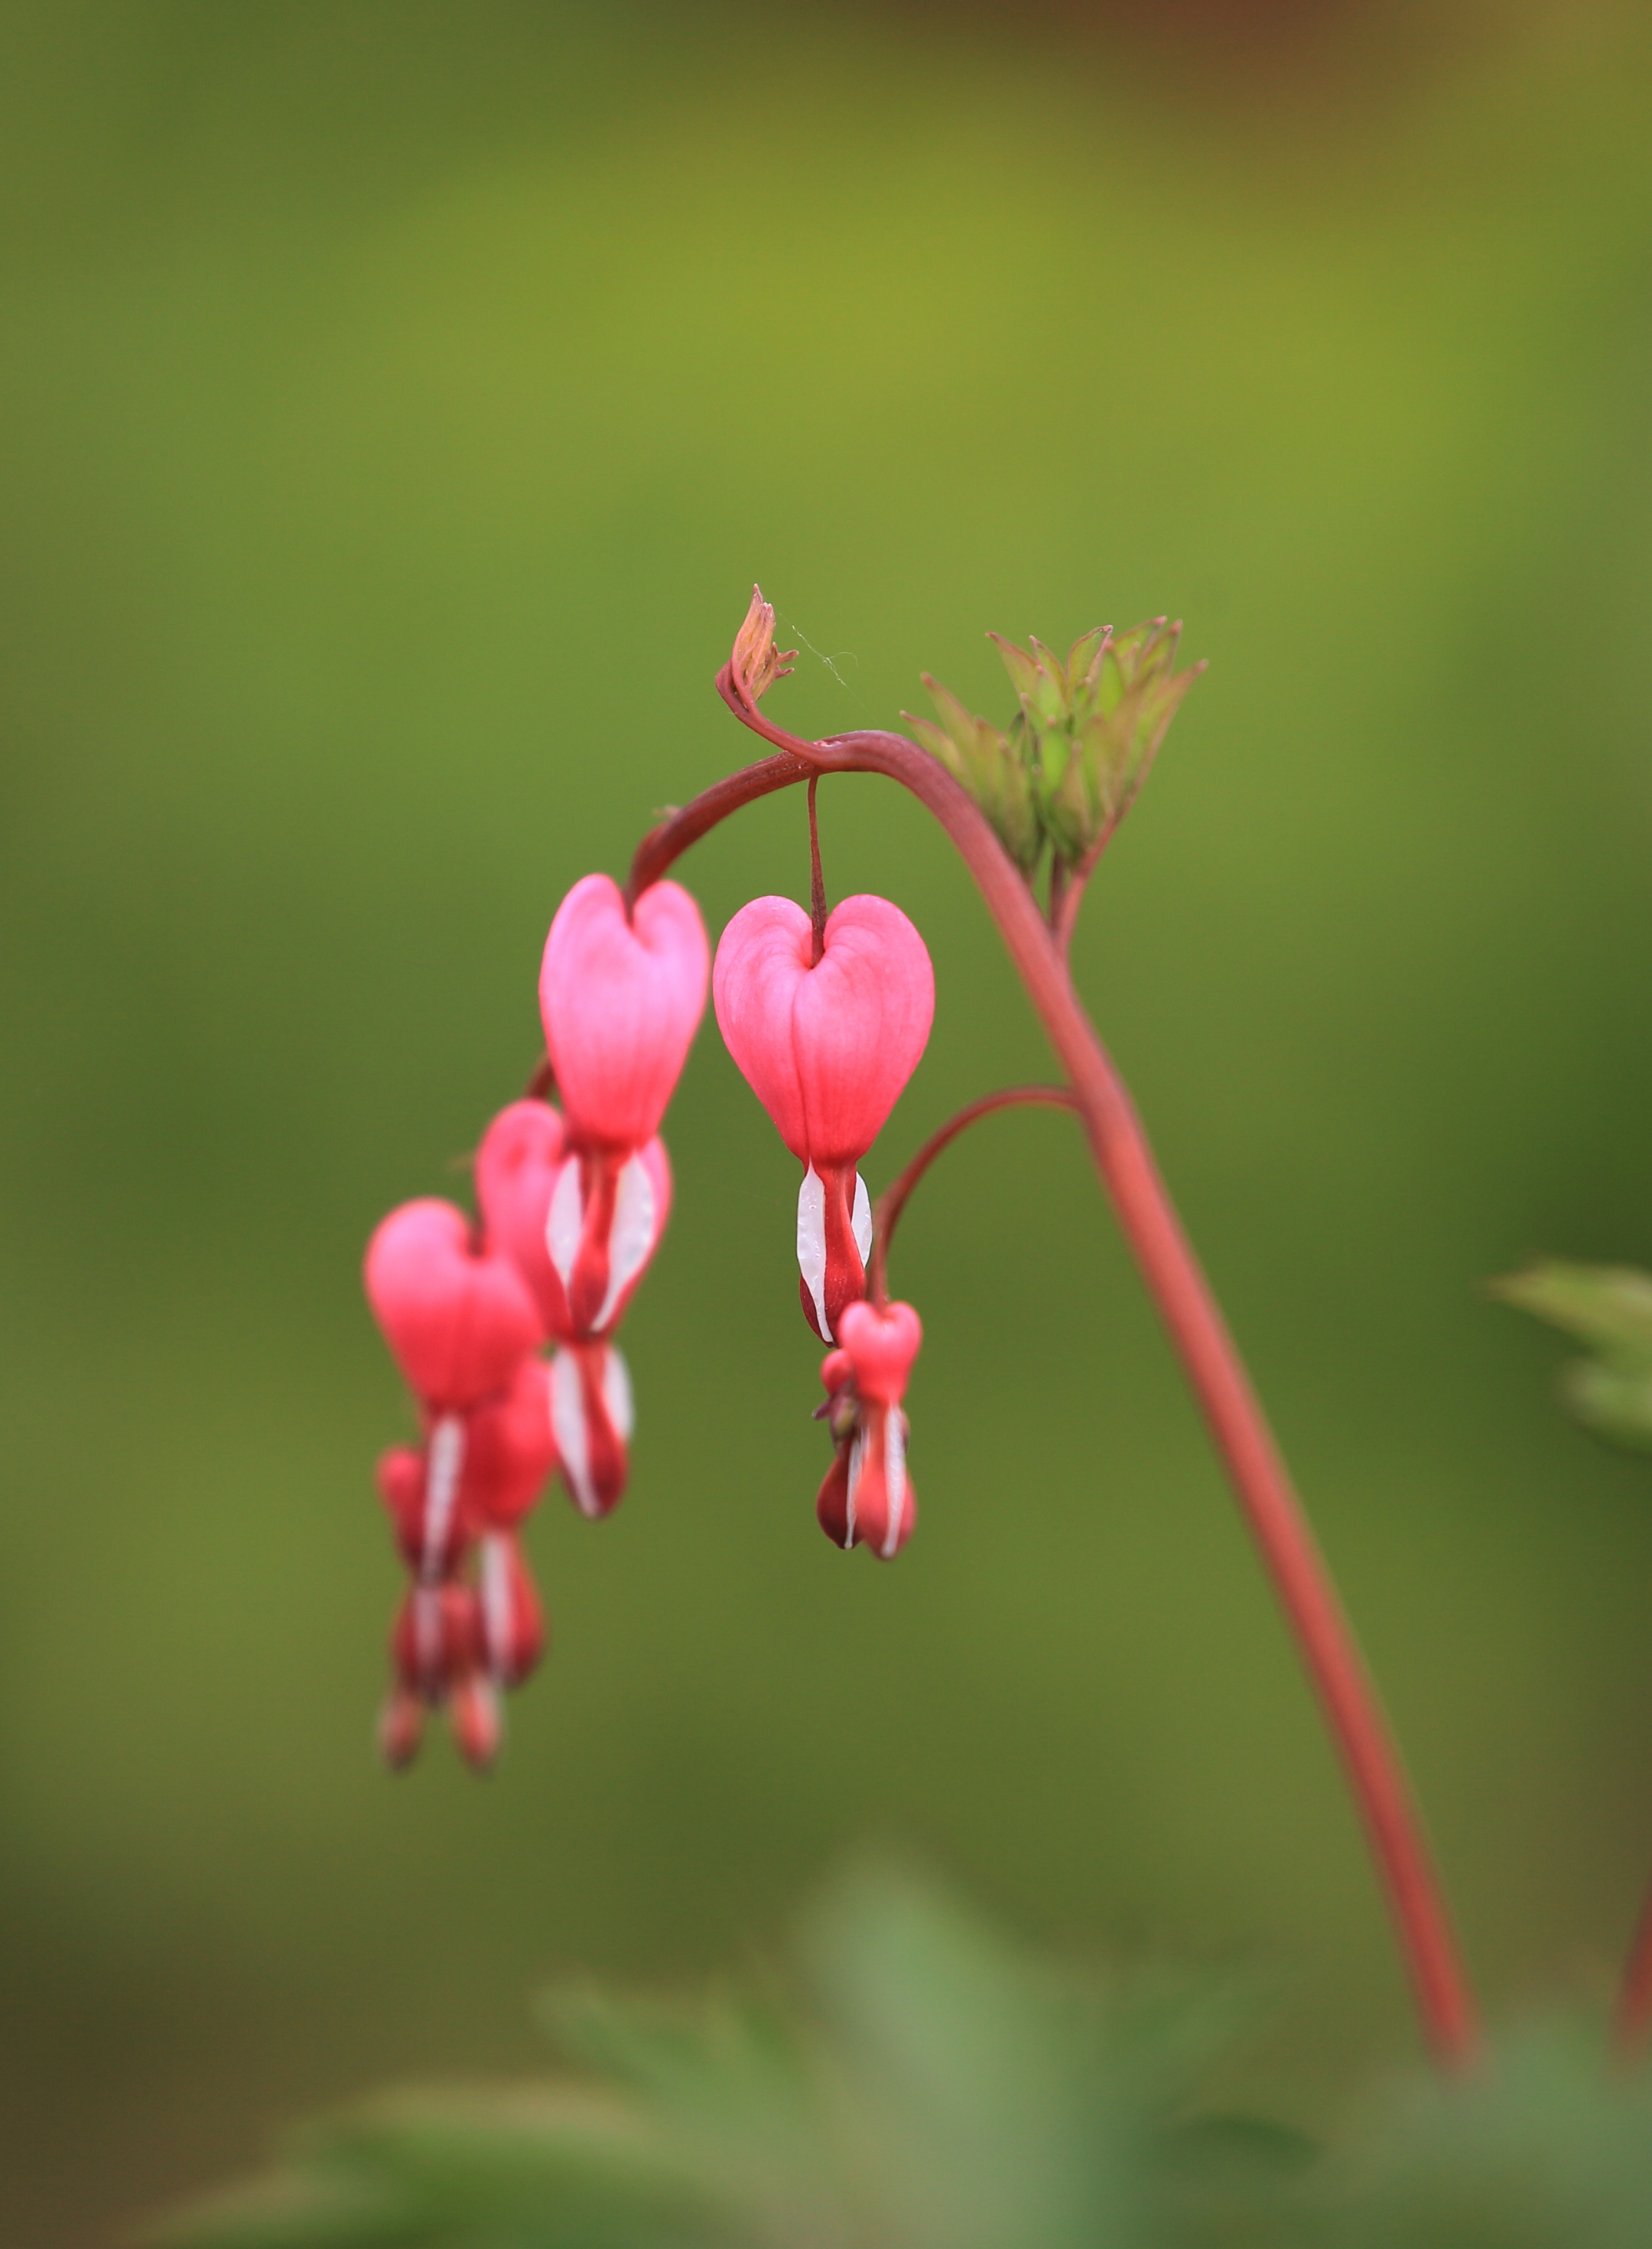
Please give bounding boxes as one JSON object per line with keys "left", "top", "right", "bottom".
{"left": 796, "top": 1166, "right": 832, "bottom": 1340}
{"left": 851, "top": 1173, "right": 873, "bottom": 1264}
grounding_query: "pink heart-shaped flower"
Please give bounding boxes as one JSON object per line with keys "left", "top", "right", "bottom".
{"left": 364, "top": 1199, "right": 543, "bottom": 1411}
{"left": 712, "top": 894, "right": 935, "bottom": 1165}
{"left": 540, "top": 874, "right": 709, "bottom": 1151}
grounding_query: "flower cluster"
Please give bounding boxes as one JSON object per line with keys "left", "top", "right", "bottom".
{"left": 363, "top": 874, "right": 708, "bottom": 1769}
{"left": 363, "top": 825, "right": 941, "bottom": 1768}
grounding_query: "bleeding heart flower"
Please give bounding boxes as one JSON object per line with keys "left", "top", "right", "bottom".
{"left": 479, "top": 1098, "right": 672, "bottom": 1343}
{"left": 479, "top": 1531, "right": 546, "bottom": 1688}
{"left": 815, "top": 1298, "right": 922, "bottom": 1559}
{"left": 549, "top": 1339, "right": 634, "bottom": 1519}
{"left": 540, "top": 874, "right": 709, "bottom": 1152}
{"left": 714, "top": 893, "right": 934, "bottom": 1339}
{"left": 365, "top": 1199, "right": 543, "bottom": 1412}
{"left": 545, "top": 1138, "right": 672, "bottom": 1337}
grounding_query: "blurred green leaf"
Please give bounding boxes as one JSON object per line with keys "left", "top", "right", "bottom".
{"left": 1322, "top": 2022, "right": 1652, "bottom": 2249}
{"left": 906, "top": 677, "right": 1042, "bottom": 874}
{"left": 148, "top": 1863, "right": 1290, "bottom": 2249}
{"left": 1494, "top": 1262, "right": 1652, "bottom": 1452}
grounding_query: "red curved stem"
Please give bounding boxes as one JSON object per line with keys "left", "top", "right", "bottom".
{"left": 630, "top": 646, "right": 1478, "bottom": 2068}
{"left": 870, "top": 1086, "right": 1080, "bottom": 1307}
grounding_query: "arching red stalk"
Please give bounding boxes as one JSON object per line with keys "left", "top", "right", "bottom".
{"left": 623, "top": 610, "right": 1478, "bottom": 2068}
{"left": 869, "top": 1085, "right": 1080, "bottom": 1308}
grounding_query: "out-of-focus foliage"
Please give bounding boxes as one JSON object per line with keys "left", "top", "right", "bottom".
{"left": 151, "top": 1867, "right": 1308, "bottom": 2249}
{"left": 1323, "top": 2026, "right": 1652, "bottom": 2249}
{"left": 1494, "top": 1264, "right": 1652, "bottom": 1452}
{"left": 152, "top": 1870, "right": 1652, "bottom": 2249}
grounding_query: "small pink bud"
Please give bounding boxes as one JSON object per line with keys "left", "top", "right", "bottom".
{"left": 391, "top": 1580, "right": 485, "bottom": 1701}
{"left": 479, "top": 1531, "right": 547, "bottom": 1688}
{"left": 837, "top": 1298, "right": 922, "bottom": 1404}
{"left": 549, "top": 1340, "right": 634, "bottom": 1518}
{"left": 540, "top": 874, "right": 709, "bottom": 1152}
{"left": 364, "top": 1199, "right": 542, "bottom": 1412}
{"left": 815, "top": 1301, "right": 922, "bottom": 1559}
{"left": 713, "top": 894, "right": 933, "bottom": 1339}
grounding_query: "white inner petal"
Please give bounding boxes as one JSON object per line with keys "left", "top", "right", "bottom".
{"left": 844, "top": 1428, "right": 864, "bottom": 1548}
{"left": 550, "top": 1349, "right": 597, "bottom": 1518}
{"left": 546, "top": 1157, "right": 584, "bottom": 1289}
{"left": 601, "top": 1342, "right": 635, "bottom": 1444}
{"left": 882, "top": 1410, "right": 909, "bottom": 1559}
{"left": 796, "top": 1166, "right": 831, "bottom": 1339}
{"left": 594, "top": 1153, "right": 659, "bottom": 1331}
{"left": 851, "top": 1172, "right": 873, "bottom": 1264}
{"left": 423, "top": 1414, "right": 466, "bottom": 1582}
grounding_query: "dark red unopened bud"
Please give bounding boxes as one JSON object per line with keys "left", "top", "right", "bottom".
{"left": 447, "top": 1674, "right": 502, "bottom": 1772}
{"left": 378, "top": 1684, "right": 424, "bottom": 1770}
{"left": 550, "top": 1340, "right": 633, "bottom": 1518}
{"left": 386, "top": 1581, "right": 501, "bottom": 1772}
{"left": 479, "top": 1531, "right": 546, "bottom": 1688}
{"left": 391, "top": 1580, "right": 485, "bottom": 1701}
{"left": 816, "top": 1443, "right": 854, "bottom": 1549}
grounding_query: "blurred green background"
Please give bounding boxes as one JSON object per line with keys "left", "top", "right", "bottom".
{"left": 4, "top": 2, "right": 1652, "bottom": 2240}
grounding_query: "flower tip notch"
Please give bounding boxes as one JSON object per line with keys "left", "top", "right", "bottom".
{"left": 730, "top": 584, "right": 797, "bottom": 706}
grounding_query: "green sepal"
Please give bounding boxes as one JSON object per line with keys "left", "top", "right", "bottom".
{"left": 987, "top": 621, "right": 1201, "bottom": 870}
